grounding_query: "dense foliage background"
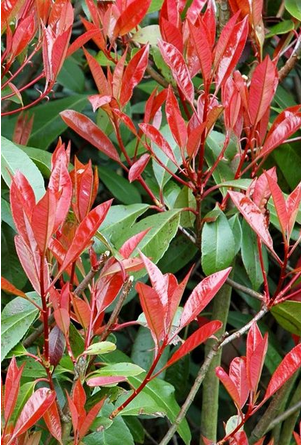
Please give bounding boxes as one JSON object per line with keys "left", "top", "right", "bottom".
{"left": 1, "top": 0, "right": 301, "bottom": 444}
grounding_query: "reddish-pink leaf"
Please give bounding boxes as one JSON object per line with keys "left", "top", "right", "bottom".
{"left": 261, "top": 106, "right": 301, "bottom": 159}
{"left": 10, "top": 171, "right": 35, "bottom": 243}
{"left": 83, "top": 48, "right": 110, "bottom": 96}
{"left": 12, "top": 388, "right": 55, "bottom": 439}
{"left": 186, "top": 122, "right": 206, "bottom": 157}
{"left": 71, "top": 296, "right": 91, "bottom": 329}
{"left": 43, "top": 400, "right": 62, "bottom": 444}
{"left": 136, "top": 281, "right": 166, "bottom": 344}
{"left": 251, "top": 167, "right": 277, "bottom": 210}
{"left": 249, "top": 56, "right": 278, "bottom": 126}
{"left": 214, "top": 13, "right": 248, "bottom": 91}
{"left": 113, "top": 0, "right": 151, "bottom": 37}
{"left": 229, "top": 191, "right": 274, "bottom": 251}
{"left": 166, "top": 86, "right": 187, "bottom": 149}
{"left": 119, "top": 45, "right": 149, "bottom": 108}
{"left": 112, "top": 50, "right": 127, "bottom": 100}
{"left": 248, "top": 332, "right": 268, "bottom": 392}
{"left": 166, "top": 321, "right": 222, "bottom": 368}
{"left": 167, "top": 269, "right": 192, "bottom": 331}
{"left": 96, "top": 272, "right": 124, "bottom": 314}
{"left": 158, "top": 40, "right": 194, "bottom": 104}
{"left": 58, "top": 200, "right": 112, "bottom": 274}
{"left": 203, "top": 0, "right": 216, "bottom": 47}
{"left": 186, "top": 0, "right": 207, "bottom": 23}
{"left": 74, "top": 160, "right": 97, "bottom": 221}
{"left": 51, "top": 26, "right": 73, "bottom": 79}
{"left": 140, "top": 252, "right": 169, "bottom": 308}
{"left": 128, "top": 154, "right": 151, "bottom": 182}
{"left": 160, "top": 17, "right": 183, "bottom": 53}
{"left": 229, "top": 357, "right": 249, "bottom": 409}
{"left": 88, "top": 95, "right": 111, "bottom": 112}
{"left": 119, "top": 230, "right": 150, "bottom": 259}
{"left": 216, "top": 366, "right": 241, "bottom": 407}
{"left": 1, "top": 277, "right": 27, "bottom": 299}
{"left": 66, "top": 392, "right": 79, "bottom": 434}
{"left": 11, "top": 12, "right": 36, "bottom": 59}
{"left": 264, "top": 344, "right": 301, "bottom": 400}
{"left": 87, "top": 376, "right": 127, "bottom": 387}
{"left": 4, "top": 357, "right": 25, "bottom": 423}
{"left": 112, "top": 108, "right": 138, "bottom": 135}
{"left": 13, "top": 112, "right": 34, "bottom": 146}
{"left": 180, "top": 268, "right": 231, "bottom": 329}
{"left": 79, "top": 399, "right": 105, "bottom": 439}
{"left": 144, "top": 88, "right": 168, "bottom": 125}
{"left": 286, "top": 183, "right": 301, "bottom": 238}
{"left": 31, "top": 190, "right": 58, "bottom": 254}
{"left": 139, "top": 123, "right": 178, "bottom": 165}
{"left": 1, "top": 0, "right": 22, "bottom": 29}
{"left": 100, "top": 257, "right": 144, "bottom": 277}
{"left": 73, "top": 380, "right": 86, "bottom": 420}
{"left": 49, "top": 325, "right": 66, "bottom": 367}
{"left": 54, "top": 308, "right": 70, "bottom": 335}
{"left": 67, "top": 27, "right": 102, "bottom": 58}
{"left": 265, "top": 172, "right": 289, "bottom": 239}
{"left": 188, "top": 20, "right": 212, "bottom": 85}
{"left": 60, "top": 111, "right": 121, "bottom": 163}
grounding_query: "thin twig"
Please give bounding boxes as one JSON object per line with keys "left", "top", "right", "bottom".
{"left": 159, "top": 305, "right": 268, "bottom": 445}
{"left": 266, "top": 400, "right": 301, "bottom": 434}
{"left": 278, "top": 35, "right": 301, "bottom": 82}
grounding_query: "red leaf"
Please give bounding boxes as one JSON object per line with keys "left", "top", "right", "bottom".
{"left": 88, "top": 95, "right": 111, "bottom": 112}
{"left": 1, "top": 277, "right": 27, "bottom": 299}
{"left": 160, "top": 17, "right": 183, "bottom": 53}
{"left": 113, "top": 0, "right": 151, "bottom": 37}
{"left": 71, "top": 296, "right": 91, "bottom": 329}
{"left": 246, "top": 323, "right": 268, "bottom": 392}
{"left": 128, "top": 154, "right": 151, "bottom": 182}
{"left": 261, "top": 106, "right": 301, "bottom": 159}
{"left": 144, "top": 88, "right": 168, "bottom": 125}
{"left": 167, "top": 269, "right": 192, "bottom": 331}
{"left": 119, "top": 229, "right": 150, "bottom": 259}
{"left": 83, "top": 48, "right": 110, "bottom": 96}
{"left": 229, "top": 357, "right": 249, "bottom": 409}
{"left": 249, "top": 56, "right": 278, "bottom": 126}
{"left": 228, "top": 191, "right": 274, "bottom": 251}
{"left": 216, "top": 366, "right": 241, "bottom": 407}
{"left": 49, "top": 325, "right": 66, "bottom": 366}
{"left": 12, "top": 388, "right": 55, "bottom": 439}
{"left": 112, "top": 50, "right": 127, "bottom": 100}
{"left": 79, "top": 399, "right": 105, "bottom": 438}
{"left": 214, "top": 13, "right": 249, "bottom": 91}
{"left": 265, "top": 172, "right": 289, "bottom": 239}
{"left": 136, "top": 282, "right": 166, "bottom": 344}
{"left": 54, "top": 308, "right": 70, "bottom": 335}
{"left": 119, "top": 45, "right": 149, "bottom": 108}
{"left": 111, "top": 108, "right": 137, "bottom": 135}
{"left": 264, "top": 343, "right": 301, "bottom": 399}
{"left": 60, "top": 111, "right": 121, "bottom": 163}
{"left": 203, "top": 0, "right": 216, "bottom": 47}
{"left": 251, "top": 167, "right": 277, "bottom": 210}
{"left": 96, "top": 272, "right": 124, "bottom": 314}
{"left": 158, "top": 40, "right": 194, "bottom": 104}
{"left": 166, "top": 321, "right": 222, "bottom": 368}
{"left": 180, "top": 268, "right": 231, "bottom": 329}
{"left": 188, "top": 20, "right": 212, "bottom": 85}
{"left": 31, "top": 190, "right": 58, "bottom": 254}
{"left": 73, "top": 380, "right": 86, "bottom": 420}
{"left": 73, "top": 160, "right": 98, "bottom": 221}
{"left": 139, "top": 123, "right": 178, "bottom": 165}
{"left": 13, "top": 112, "right": 34, "bottom": 146}
{"left": 87, "top": 376, "right": 127, "bottom": 387}
{"left": 286, "top": 183, "right": 301, "bottom": 238}
{"left": 11, "top": 12, "right": 36, "bottom": 59}
{"left": 4, "top": 357, "right": 25, "bottom": 423}
{"left": 1, "top": 0, "right": 22, "bottom": 29}
{"left": 43, "top": 400, "right": 62, "bottom": 444}
{"left": 58, "top": 200, "right": 112, "bottom": 274}
{"left": 166, "top": 86, "right": 187, "bottom": 149}
{"left": 67, "top": 27, "right": 102, "bottom": 58}
{"left": 66, "top": 392, "right": 79, "bottom": 434}
{"left": 186, "top": 122, "right": 206, "bottom": 157}
{"left": 140, "top": 251, "right": 169, "bottom": 308}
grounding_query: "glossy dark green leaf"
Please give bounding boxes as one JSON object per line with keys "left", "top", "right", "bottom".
{"left": 271, "top": 301, "right": 301, "bottom": 336}
{"left": 98, "top": 166, "right": 141, "bottom": 205}
{"left": 285, "top": 0, "right": 301, "bottom": 19}
{"left": 158, "top": 234, "right": 198, "bottom": 274}
{"left": 57, "top": 57, "right": 85, "bottom": 93}
{"left": 1, "top": 223, "right": 27, "bottom": 289}
{"left": 266, "top": 20, "right": 294, "bottom": 38}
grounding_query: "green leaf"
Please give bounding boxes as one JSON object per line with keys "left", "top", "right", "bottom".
{"left": 18, "top": 145, "right": 52, "bottom": 178}
{"left": 115, "top": 391, "right": 165, "bottom": 417}
{"left": 124, "top": 418, "right": 145, "bottom": 444}
{"left": 131, "top": 327, "right": 169, "bottom": 378}
{"left": 272, "top": 144, "right": 301, "bottom": 190}
{"left": 228, "top": 214, "right": 242, "bottom": 256}
{"left": 241, "top": 220, "right": 268, "bottom": 291}
{"left": 271, "top": 301, "right": 301, "bottom": 336}
{"left": 28, "top": 95, "right": 88, "bottom": 149}
{"left": 158, "top": 233, "right": 198, "bottom": 274}
{"left": 98, "top": 166, "right": 141, "bottom": 205}
{"left": 98, "top": 204, "right": 149, "bottom": 246}
{"left": 214, "top": 179, "right": 252, "bottom": 190}
{"left": 1, "top": 223, "right": 27, "bottom": 289}
{"left": 128, "top": 374, "right": 191, "bottom": 444}
{"left": 85, "top": 403, "right": 134, "bottom": 445}
{"left": 116, "top": 210, "right": 181, "bottom": 267}
{"left": 1, "top": 295, "right": 39, "bottom": 360}
{"left": 11, "top": 382, "right": 36, "bottom": 423}
{"left": 285, "top": 0, "right": 301, "bottom": 20}
{"left": 92, "top": 363, "right": 145, "bottom": 378}
{"left": 57, "top": 57, "right": 85, "bottom": 93}
{"left": 85, "top": 341, "right": 116, "bottom": 356}
{"left": 1, "top": 198, "right": 16, "bottom": 230}
{"left": 69, "top": 322, "right": 85, "bottom": 357}
{"left": 174, "top": 187, "right": 196, "bottom": 228}
{"left": 6, "top": 343, "right": 27, "bottom": 358}
{"left": 266, "top": 20, "right": 295, "bottom": 38}
{"left": 201, "top": 207, "right": 235, "bottom": 275}
{"left": 1, "top": 137, "right": 45, "bottom": 200}
{"left": 274, "top": 85, "right": 297, "bottom": 109}
{"left": 17, "top": 356, "right": 47, "bottom": 379}
{"left": 147, "top": 0, "right": 164, "bottom": 13}
{"left": 132, "top": 25, "right": 161, "bottom": 45}
{"left": 205, "top": 132, "right": 236, "bottom": 192}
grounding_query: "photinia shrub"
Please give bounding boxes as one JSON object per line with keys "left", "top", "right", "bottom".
{"left": 1, "top": 0, "right": 301, "bottom": 444}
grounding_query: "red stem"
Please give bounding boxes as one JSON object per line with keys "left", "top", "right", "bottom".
{"left": 257, "top": 237, "right": 270, "bottom": 301}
